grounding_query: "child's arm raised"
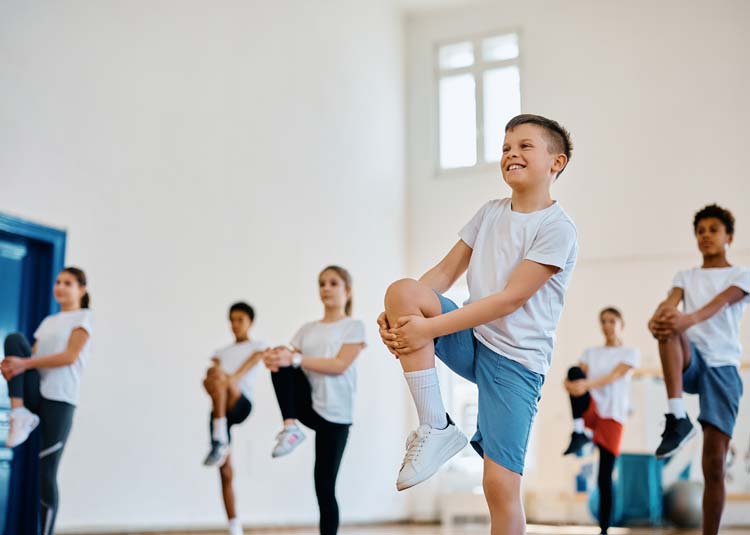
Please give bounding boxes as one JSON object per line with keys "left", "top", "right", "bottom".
{"left": 231, "top": 350, "right": 269, "bottom": 382}
{"left": 648, "top": 288, "right": 684, "bottom": 340}
{"left": 654, "top": 285, "right": 748, "bottom": 337}
{"left": 264, "top": 345, "right": 364, "bottom": 376}
{"left": 392, "top": 259, "right": 558, "bottom": 353}
{"left": 418, "top": 240, "right": 473, "bottom": 294}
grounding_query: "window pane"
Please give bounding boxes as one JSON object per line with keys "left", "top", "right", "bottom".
{"left": 438, "top": 41, "right": 474, "bottom": 70}
{"left": 483, "top": 66, "right": 521, "bottom": 162}
{"left": 482, "top": 34, "right": 519, "bottom": 62}
{"left": 439, "top": 74, "right": 477, "bottom": 169}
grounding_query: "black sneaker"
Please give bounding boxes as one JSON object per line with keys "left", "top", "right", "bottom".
{"left": 203, "top": 440, "right": 229, "bottom": 467}
{"left": 655, "top": 414, "right": 696, "bottom": 459}
{"left": 563, "top": 431, "right": 591, "bottom": 456}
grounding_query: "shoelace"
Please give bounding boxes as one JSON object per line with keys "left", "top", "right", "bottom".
{"left": 403, "top": 426, "right": 431, "bottom": 464}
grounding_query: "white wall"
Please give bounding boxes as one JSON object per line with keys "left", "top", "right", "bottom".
{"left": 0, "top": 0, "right": 409, "bottom": 531}
{"left": 405, "top": 0, "right": 750, "bottom": 522}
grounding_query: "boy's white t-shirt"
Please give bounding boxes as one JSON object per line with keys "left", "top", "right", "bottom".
{"left": 213, "top": 339, "right": 267, "bottom": 402}
{"left": 579, "top": 346, "right": 640, "bottom": 424}
{"left": 672, "top": 266, "right": 750, "bottom": 367}
{"left": 291, "top": 318, "right": 366, "bottom": 425}
{"left": 33, "top": 309, "right": 93, "bottom": 406}
{"left": 459, "top": 198, "right": 578, "bottom": 375}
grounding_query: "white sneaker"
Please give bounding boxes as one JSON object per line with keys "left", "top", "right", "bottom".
{"left": 396, "top": 417, "right": 468, "bottom": 491}
{"left": 271, "top": 425, "right": 306, "bottom": 458}
{"left": 6, "top": 407, "right": 40, "bottom": 448}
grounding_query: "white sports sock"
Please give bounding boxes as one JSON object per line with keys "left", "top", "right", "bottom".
{"left": 212, "top": 417, "right": 229, "bottom": 444}
{"left": 404, "top": 368, "right": 448, "bottom": 429}
{"left": 228, "top": 517, "right": 242, "bottom": 535}
{"left": 573, "top": 418, "right": 584, "bottom": 433}
{"left": 668, "top": 398, "right": 686, "bottom": 419}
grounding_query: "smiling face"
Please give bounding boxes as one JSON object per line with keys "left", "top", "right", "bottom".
{"left": 318, "top": 269, "right": 350, "bottom": 313}
{"left": 695, "top": 217, "right": 732, "bottom": 257}
{"left": 501, "top": 123, "right": 567, "bottom": 191}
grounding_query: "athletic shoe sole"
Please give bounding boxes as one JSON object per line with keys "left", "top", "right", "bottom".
{"left": 272, "top": 433, "right": 306, "bottom": 458}
{"left": 655, "top": 426, "right": 698, "bottom": 459}
{"left": 396, "top": 431, "right": 468, "bottom": 491}
{"left": 6, "top": 414, "right": 40, "bottom": 448}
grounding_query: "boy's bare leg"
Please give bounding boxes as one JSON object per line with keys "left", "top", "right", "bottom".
{"left": 383, "top": 278, "right": 443, "bottom": 372}
{"left": 702, "top": 425, "right": 730, "bottom": 535}
{"left": 220, "top": 454, "right": 237, "bottom": 519}
{"left": 384, "top": 278, "right": 468, "bottom": 491}
{"left": 484, "top": 456, "right": 525, "bottom": 535}
{"left": 657, "top": 332, "right": 691, "bottom": 398}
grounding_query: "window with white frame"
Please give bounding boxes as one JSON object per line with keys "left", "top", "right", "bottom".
{"left": 436, "top": 33, "right": 521, "bottom": 171}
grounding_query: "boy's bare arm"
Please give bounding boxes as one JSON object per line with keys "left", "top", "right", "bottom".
{"left": 654, "top": 285, "right": 747, "bottom": 336}
{"left": 418, "top": 240, "right": 472, "bottom": 293}
{"left": 392, "top": 259, "right": 558, "bottom": 352}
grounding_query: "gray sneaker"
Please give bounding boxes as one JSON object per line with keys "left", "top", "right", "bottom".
{"left": 203, "top": 440, "right": 229, "bottom": 467}
{"left": 272, "top": 425, "right": 306, "bottom": 458}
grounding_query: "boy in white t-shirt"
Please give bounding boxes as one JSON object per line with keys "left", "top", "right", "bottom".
{"left": 202, "top": 302, "right": 267, "bottom": 535}
{"left": 378, "top": 114, "right": 578, "bottom": 533}
{"left": 648, "top": 204, "right": 750, "bottom": 535}
{"left": 563, "top": 307, "right": 639, "bottom": 535}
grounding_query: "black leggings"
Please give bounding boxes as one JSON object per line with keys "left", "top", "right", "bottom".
{"left": 271, "top": 367, "right": 350, "bottom": 535}
{"left": 568, "top": 366, "right": 616, "bottom": 534}
{"left": 5, "top": 333, "right": 75, "bottom": 535}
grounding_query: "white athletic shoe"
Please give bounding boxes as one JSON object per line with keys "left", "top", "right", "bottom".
{"left": 271, "top": 425, "right": 306, "bottom": 458}
{"left": 396, "top": 417, "right": 468, "bottom": 491}
{"left": 6, "top": 407, "right": 40, "bottom": 448}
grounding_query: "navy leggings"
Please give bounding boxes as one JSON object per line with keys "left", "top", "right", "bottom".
{"left": 271, "top": 367, "right": 350, "bottom": 535}
{"left": 568, "top": 366, "right": 616, "bottom": 534}
{"left": 5, "top": 333, "right": 75, "bottom": 535}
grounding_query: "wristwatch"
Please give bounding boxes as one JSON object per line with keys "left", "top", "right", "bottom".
{"left": 291, "top": 353, "right": 303, "bottom": 369}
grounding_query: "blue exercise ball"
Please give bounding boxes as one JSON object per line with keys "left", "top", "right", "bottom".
{"left": 664, "top": 480, "right": 703, "bottom": 528}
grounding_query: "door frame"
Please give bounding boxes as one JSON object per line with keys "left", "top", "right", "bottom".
{"left": 0, "top": 213, "right": 66, "bottom": 320}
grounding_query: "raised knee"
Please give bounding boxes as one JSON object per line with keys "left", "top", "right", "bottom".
{"left": 567, "top": 366, "right": 585, "bottom": 380}
{"left": 385, "top": 278, "right": 422, "bottom": 306}
{"left": 4, "top": 332, "right": 25, "bottom": 352}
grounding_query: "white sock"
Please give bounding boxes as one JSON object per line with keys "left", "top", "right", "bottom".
{"left": 10, "top": 406, "right": 31, "bottom": 416}
{"left": 573, "top": 418, "right": 584, "bottom": 433}
{"left": 668, "top": 398, "right": 686, "bottom": 419}
{"left": 212, "top": 417, "right": 228, "bottom": 443}
{"left": 404, "top": 368, "right": 448, "bottom": 429}
{"left": 228, "top": 517, "right": 242, "bottom": 535}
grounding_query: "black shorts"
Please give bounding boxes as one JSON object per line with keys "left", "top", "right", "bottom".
{"left": 209, "top": 394, "right": 252, "bottom": 443}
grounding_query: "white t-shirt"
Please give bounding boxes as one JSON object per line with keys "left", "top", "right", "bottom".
{"left": 580, "top": 346, "right": 640, "bottom": 424}
{"left": 213, "top": 339, "right": 267, "bottom": 402}
{"left": 672, "top": 266, "right": 750, "bottom": 367}
{"left": 459, "top": 198, "right": 578, "bottom": 375}
{"left": 291, "top": 318, "right": 366, "bottom": 424}
{"left": 33, "top": 309, "right": 93, "bottom": 406}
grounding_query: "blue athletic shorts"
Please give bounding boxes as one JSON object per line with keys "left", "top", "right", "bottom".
{"left": 683, "top": 343, "right": 742, "bottom": 438}
{"left": 433, "top": 292, "right": 544, "bottom": 474}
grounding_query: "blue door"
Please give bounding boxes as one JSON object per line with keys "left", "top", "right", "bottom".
{"left": 0, "top": 214, "right": 66, "bottom": 535}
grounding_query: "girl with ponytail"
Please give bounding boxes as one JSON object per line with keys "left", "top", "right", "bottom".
{"left": 263, "top": 265, "right": 365, "bottom": 535}
{"left": 1, "top": 266, "right": 93, "bottom": 535}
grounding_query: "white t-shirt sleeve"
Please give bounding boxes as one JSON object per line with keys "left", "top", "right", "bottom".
{"left": 343, "top": 320, "right": 366, "bottom": 346}
{"left": 620, "top": 348, "right": 640, "bottom": 368}
{"left": 73, "top": 310, "right": 93, "bottom": 336}
{"left": 672, "top": 270, "right": 687, "bottom": 290}
{"left": 33, "top": 317, "right": 49, "bottom": 340}
{"left": 729, "top": 268, "right": 750, "bottom": 296}
{"left": 525, "top": 219, "right": 577, "bottom": 270}
{"left": 579, "top": 348, "right": 591, "bottom": 367}
{"left": 458, "top": 201, "right": 492, "bottom": 248}
{"left": 290, "top": 323, "right": 308, "bottom": 350}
